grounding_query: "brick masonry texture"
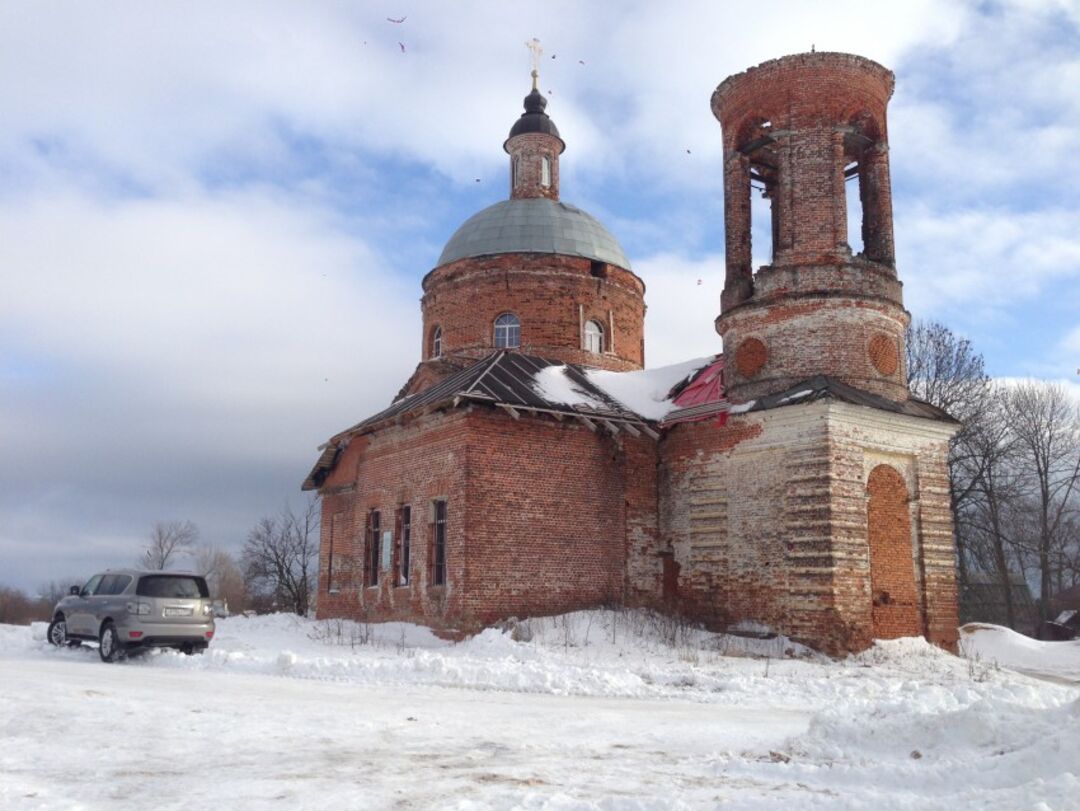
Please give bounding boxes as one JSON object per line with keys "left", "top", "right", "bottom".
{"left": 654, "top": 403, "right": 958, "bottom": 654}
{"left": 867, "top": 464, "right": 921, "bottom": 638}
{"left": 312, "top": 51, "right": 961, "bottom": 655}
{"left": 421, "top": 253, "right": 646, "bottom": 373}
{"left": 316, "top": 407, "right": 657, "bottom": 631}
{"left": 506, "top": 132, "right": 562, "bottom": 200}
{"left": 712, "top": 53, "right": 907, "bottom": 404}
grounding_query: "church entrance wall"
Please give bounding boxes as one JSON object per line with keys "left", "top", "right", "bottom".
{"left": 866, "top": 464, "right": 921, "bottom": 639}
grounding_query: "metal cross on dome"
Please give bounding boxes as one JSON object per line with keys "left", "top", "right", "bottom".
{"left": 526, "top": 38, "right": 542, "bottom": 89}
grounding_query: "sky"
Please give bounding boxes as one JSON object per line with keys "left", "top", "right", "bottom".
{"left": 2, "top": 0, "right": 1079, "bottom": 592}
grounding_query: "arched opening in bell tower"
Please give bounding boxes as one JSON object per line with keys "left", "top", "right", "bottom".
{"left": 738, "top": 117, "right": 778, "bottom": 271}
{"left": 842, "top": 113, "right": 892, "bottom": 264}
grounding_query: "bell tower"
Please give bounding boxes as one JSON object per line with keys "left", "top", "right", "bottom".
{"left": 712, "top": 53, "right": 909, "bottom": 403}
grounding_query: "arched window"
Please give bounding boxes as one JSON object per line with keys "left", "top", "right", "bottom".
{"left": 541, "top": 156, "right": 551, "bottom": 188}
{"left": 584, "top": 320, "right": 604, "bottom": 353}
{"left": 430, "top": 326, "right": 442, "bottom": 359}
{"left": 493, "top": 313, "right": 520, "bottom": 349}
{"left": 512, "top": 157, "right": 520, "bottom": 190}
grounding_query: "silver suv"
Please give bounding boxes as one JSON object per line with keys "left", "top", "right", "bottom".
{"left": 47, "top": 569, "right": 216, "bottom": 662}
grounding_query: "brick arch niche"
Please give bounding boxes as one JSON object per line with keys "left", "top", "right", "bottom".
{"left": 866, "top": 464, "right": 921, "bottom": 640}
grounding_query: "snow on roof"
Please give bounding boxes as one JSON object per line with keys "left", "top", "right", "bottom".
{"left": 531, "top": 364, "right": 609, "bottom": 411}
{"left": 533, "top": 356, "right": 715, "bottom": 421}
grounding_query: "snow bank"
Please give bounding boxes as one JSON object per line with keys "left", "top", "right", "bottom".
{"left": 4, "top": 614, "right": 1080, "bottom": 808}
{"left": 960, "top": 622, "right": 1080, "bottom": 684}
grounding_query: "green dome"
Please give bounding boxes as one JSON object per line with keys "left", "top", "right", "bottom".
{"left": 436, "top": 198, "right": 631, "bottom": 269}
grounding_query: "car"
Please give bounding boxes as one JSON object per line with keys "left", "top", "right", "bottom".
{"left": 47, "top": 569, "right": 216, "bottom": 662}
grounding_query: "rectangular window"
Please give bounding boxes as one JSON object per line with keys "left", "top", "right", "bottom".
{"left": 397, "top": 506, "right": 411, "bottom": 586}
{"left": 541, "top": 156, "right": 551, "bottom": 188}
{"left": 367, "top": 510, "right": 381, "bottom": 588}
{"left": 431, "top": 500, "right": 447, "bottom": 587}
{"left": 328, "top": 512, "right": 344, "bottom": 592}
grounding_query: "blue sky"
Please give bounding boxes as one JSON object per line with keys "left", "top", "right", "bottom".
{"left": 2, "top": 0, "right": 1079, "bottom": 591}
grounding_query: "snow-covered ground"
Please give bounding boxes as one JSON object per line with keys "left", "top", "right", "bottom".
{"left": 2, "top": 611, "right": 1078, "bottom": 809}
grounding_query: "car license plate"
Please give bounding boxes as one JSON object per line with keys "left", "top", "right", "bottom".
{"left": 163, "top": 607, "right": 192, "bottom": 617}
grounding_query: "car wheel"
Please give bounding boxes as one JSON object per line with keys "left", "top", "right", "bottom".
{"left": 47, "top": 617, "right": 67, "bottom": 646}
{"left": 98, "top": 622, "right": 124, "bottom": 663}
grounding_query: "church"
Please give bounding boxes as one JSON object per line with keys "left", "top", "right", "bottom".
{"left": 303, "top": 51, "right": 960, "bottom": 654}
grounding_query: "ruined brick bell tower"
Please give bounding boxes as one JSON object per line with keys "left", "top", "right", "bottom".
{"left": 713, "top": 53, "right": 908, "bottom": 403}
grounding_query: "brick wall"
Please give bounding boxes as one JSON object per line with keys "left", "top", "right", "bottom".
{"left": 866, "top": 464, "right": 921, "bottom": 639}
{"left": 654, "top": 401, "right": 959, "bottom": 654}
{"left": 826, "top": 403, "right": 959, "bottom": 652}
{"left": 317, "top": 409, "right": 471, "bottom": 626}
{"left": 718, "top": 294, "right": 910, "bottom": 402}
{"left": 317, "top": 404, "right": 657, "bottom": 631}
{"left": 461, "top": 410, "right": 649, "bottom": 624}
{"left": 506, "top": 132, "right": 562, "bottom": 201}
{"left": 421, "top": 253, "right": 646, "bottom": 373}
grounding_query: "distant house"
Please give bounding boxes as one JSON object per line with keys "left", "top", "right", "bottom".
{"left": 1050, "top": 583, "right": 1080, "bottom": 617}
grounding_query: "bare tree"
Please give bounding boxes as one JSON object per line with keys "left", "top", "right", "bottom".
{"left": 139, "top": 520, "right": 199, "bottom": 570}
{"left": 906, "top": 320, "right": 992, "bottom": 585}
{"left": 193, "top": 546, "right": 248, "bottom": 614}
{"left": 959, "top": 384, "right": 1024, "bottom": 625}
{"left": 0, "top": 586, "right": 51, "bottom": 624}
{"left": 241, "top": 498, "right": 319, "bottom": 615}
{"left": 1007, "top": 381, "right": 1080, "bottom": 621}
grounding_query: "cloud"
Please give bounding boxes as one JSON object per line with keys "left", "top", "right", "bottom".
{"left": 0, "top": 186, "right": 418, "bottom": 588}
{"left": 0, "top": 0, "right": 972, "bottom": 197}
{"left": 890, "top": 1, "right": 1080, "bottom": 205}
{"left": 899, "top": 205, "right": 1080, "bottom": 308}
{"left": 636, "top": 253, "right": 725, "bottom": 366}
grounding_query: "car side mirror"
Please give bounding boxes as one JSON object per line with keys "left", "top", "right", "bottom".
{"left": 69, "top": 586, "right": 81, "bottom": 595}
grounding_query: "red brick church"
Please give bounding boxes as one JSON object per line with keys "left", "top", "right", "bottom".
{"left": 304, "top": 52, "right": 961, "bottom": 654}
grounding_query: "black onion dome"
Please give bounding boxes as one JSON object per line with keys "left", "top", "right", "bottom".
{"left": 505, "top": 88, "right": 565, "bottom": 151}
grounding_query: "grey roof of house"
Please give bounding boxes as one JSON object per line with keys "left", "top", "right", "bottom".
{"left": 435, "top": 198, "right": 632, "bottom": 269}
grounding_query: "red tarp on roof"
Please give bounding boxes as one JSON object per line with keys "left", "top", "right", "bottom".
{"left": 672, "top": 356, "right": 725, "bottom": 408}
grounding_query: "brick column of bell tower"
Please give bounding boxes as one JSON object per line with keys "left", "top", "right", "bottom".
{"left": 712, "top": 53, "right": 910, "bottom": 403}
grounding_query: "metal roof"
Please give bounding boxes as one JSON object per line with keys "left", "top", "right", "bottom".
{"left": 661, "top": 368, "right": 957, "bottom": 426}
{"left": 506, "top": 88, "right": 564, "bottom": 145}
{"left": 435, "top": 199, "right": 632, "bottom": 269}
{"left": 304, "top": 355, "right": 957, "bottom": 490}
{"left": 744, "top": 375, "right": 958, "bottom": 422}
{"left": 303, "top": 351, "right": 653, "bottom": 490}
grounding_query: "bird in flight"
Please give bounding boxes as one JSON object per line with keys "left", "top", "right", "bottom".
{"left": 398, "top": 41, "right": 406, "bottom": 53}
{"left": 387, "top": 16, "right": 406, "bottom": 24}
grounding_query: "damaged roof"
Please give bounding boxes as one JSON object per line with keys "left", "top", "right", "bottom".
{"left": 305, "top": 353, "right": 956, "bottom": 490}
{"left": 303, "top": 351, "right": 654, "bottom": 490}
{"left": 744, "top": 375, "right": 958, "bottom": 422}
{"left": 660, "top": 369, "right": 956, "bottom": 426}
